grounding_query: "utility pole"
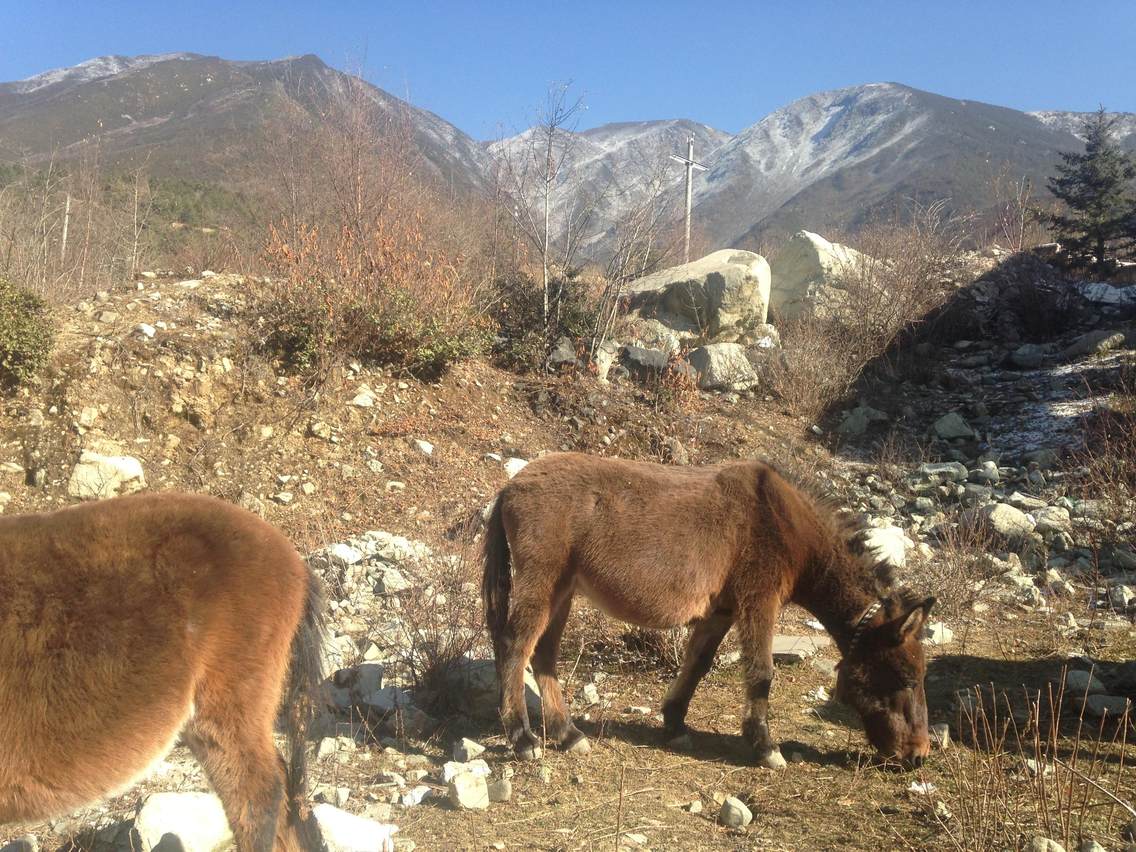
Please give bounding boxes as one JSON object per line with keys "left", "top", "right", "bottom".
{"left": 670, "top": 135, "right": 707, "bottom": 264}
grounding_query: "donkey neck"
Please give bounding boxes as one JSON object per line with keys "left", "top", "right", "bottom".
{"left": 790, "top": 556, "right": 878, "bottom": 656}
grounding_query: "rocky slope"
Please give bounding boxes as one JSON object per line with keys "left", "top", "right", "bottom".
{"left": 1, "top": 255, "right": 1135, "bottom": 850}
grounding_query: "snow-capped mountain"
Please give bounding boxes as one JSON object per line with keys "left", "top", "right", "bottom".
{"left": 489, "top": 118, "right": 730, "bottom": 254}
{"left": 8, "top": 53, "right": 199, "bottom": 94}
{"left": 1029, "top": 110, "right": 1136, "bottom": 143}
{"left": 2, "top": 53, "right": 1134, "bottom": 256}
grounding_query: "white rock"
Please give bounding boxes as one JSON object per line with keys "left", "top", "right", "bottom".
{"left": 132, "top": 792, "right": 232, "bottom": 852}
{"left": 772, "top": 634, "right": 830, "bottom": 663}
{"left": 1027, "top": 838, "right": 1066, "bottom": 852}
{"left": 453, "top": 738, "right": 486, "bottom": 762}
{"left": 582, "top": 682, "right": 601, "bottom": 705}
{"left": 67, "top": 451, "right": 146, "bottom": 500}
{"left": 442, "top": 759, "right": 491, "bottom": 783}
{"left": 687, "top": 342, "right": 760, "bottom": 391}
{"left": 314, "top": 803, "right": 398, "bottom": 852}
{"left": 934, "top": 412, "right": 975, "bottom": 440}
{"left": 930, "top": 722, "right": 951, "bottom": 749}
{"left": 399, "top": 785, "right": 432, "bottom": 807}
{"left": 624, "top": 249, "right": 771, "bottom": 342}
{"left": 447, "top": 771, "right": 489, "bottom": 810}
{"left": 503, "top": 457, "right": 529, "bottom": 479}
{"left": 768, "top": 231, "right": 862, "bottom": 321}
{"left": 923, "top": 622, "right": 954, "bottom": 646}
{"left": 718, "top": 796, "right": 753, "bottom": 828}
{"left": 413, "top": 439, "right": 434, "bottom": 456}
{"left": 136, "top": 323, "right": 157, "bottom": 338}
{"left": 351, "top": 388, "right": 376, "bottom": 408}
{"left": 327, "top": 543, "right": 365, "bottom": 567}
{"left": 862, "top": 525, "right": 913, "bottom": 569}
{"left": 487, "top": 778, "right": 513, "bottom": 803}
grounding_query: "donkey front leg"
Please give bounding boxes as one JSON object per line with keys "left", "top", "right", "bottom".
{"left": 738, "top": 606, "right": 786, "bottom": 769}
{"left": 661, "top": 610, "right": 733, "bottom": 749}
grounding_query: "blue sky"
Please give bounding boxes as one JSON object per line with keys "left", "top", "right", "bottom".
{"left": 1, "top": 1, "right": 1134, "bottom": 139}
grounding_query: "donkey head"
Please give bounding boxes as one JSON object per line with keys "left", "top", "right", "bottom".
{"left": 835, "top": 592, "right": 935, "bottom": 766}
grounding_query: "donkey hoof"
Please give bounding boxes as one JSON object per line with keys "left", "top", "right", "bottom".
{"left": 515, "top": 743, "right": 543, "bottom": 761}
{"left": 757, "top": 748, "right": 787, "bottom": 770}
{"left": 666, "top": 733, "right": 694, "bottom": 752}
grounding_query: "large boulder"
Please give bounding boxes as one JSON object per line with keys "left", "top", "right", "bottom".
{"left": 687, "top": 343, "right": 759, "bottom": 391}
{"left": 623, "top": 250, "right": 771, "bottom": 347}
{"left": 769, "top": 231, "right": 865, "bottom": 322}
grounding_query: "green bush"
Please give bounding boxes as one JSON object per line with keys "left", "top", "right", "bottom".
{"left": 0, "top": 278, "right": 53, "bottom": 388}
{"left": 491, "top": 271, "right": 600, "bottom": 371}
{"left": 0, "top": 278, "right": 52, "bottom": 388}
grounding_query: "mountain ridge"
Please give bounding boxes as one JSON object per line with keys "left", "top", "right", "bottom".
{"left": 2, "top": 53, "right": 1134, "bottom": 255}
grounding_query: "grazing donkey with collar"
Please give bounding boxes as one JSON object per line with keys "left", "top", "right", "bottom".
{"left": 0, "top": 493, "right": 326, "bottom": 851}
{"left": 483, "top": 453, "right": 934, "bottom": 768}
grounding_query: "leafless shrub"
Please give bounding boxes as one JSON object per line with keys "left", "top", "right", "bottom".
{"left": 1066, "top": 369, "right": 1136, "bottom": 526}
{"left": 256, "top": 76, "right": 493, "bottom": 379}
{"left": 907, "top": 513, "right": 1002, "bottom": 621}
{"left": 0, "top": 147, "right": 157, "bottom": 302}
{"left": 393, "top": 551, "right": 488, "bottom": 719}
{"left": 765, "top": 201, "right": 970, "bottom": 420}
{"left": 935, "top": 679, "right": 1133, "bottom": 851}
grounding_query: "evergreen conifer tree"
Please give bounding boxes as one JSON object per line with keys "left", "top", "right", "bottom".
{"left": 1047, "top": 107, "right": 1136, "bottom": 270}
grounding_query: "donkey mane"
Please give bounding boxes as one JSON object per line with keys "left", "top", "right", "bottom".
{"left": 763, "top": 461, "right": 899, "bottom": 600}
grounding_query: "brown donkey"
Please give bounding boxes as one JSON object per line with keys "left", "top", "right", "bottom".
{"left": 483, "top": 453, "right": 935, "bottom": 768}
{"left": 0, "top": 493, "right": 325, "bottom": 851}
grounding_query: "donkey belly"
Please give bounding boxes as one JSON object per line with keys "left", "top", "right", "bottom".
{"left": 576, "top": 565, "right": 723, "bottom": 630}
{"left": 0, "top": 694, "right": 194, "bottom": 824}
{"left": 0, "top": 617, "right": 200, "bottom": 823}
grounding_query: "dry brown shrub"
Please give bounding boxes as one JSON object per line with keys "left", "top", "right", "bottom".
{"left": 259, "top": 214, "right": 490, "bottom": 379}
{"left": 907, "top": 513, "right": 1002, "bottom": 622}
{"left": 935, "top": 679, "right": 1133, "bottom": 851}
{"left": 1068, "top": 370, "right": 1136, "bottom": 516}
{"left": 765, "top": 201, "right": 969, "bottom": 420}
{"left": 390, "top": 550, "right": 488, "bottom": 719}
{"left": 256, "top": 75, "right": 494, "bottom": 380}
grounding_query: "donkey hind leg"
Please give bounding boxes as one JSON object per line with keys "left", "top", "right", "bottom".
{"left": 661, "top": 610, "right": 733, "bottom": 749}
{"left": 736, "top": 602, "right": 786, "bottom": 769}
{"left": 530, "top": 592, "right": 589, "bottom": 754}
{"left": 183, "top": 717, "right": 292, "bottom": 852}
{"left": 498, "top": 587, "right": 553, "bottom": 761}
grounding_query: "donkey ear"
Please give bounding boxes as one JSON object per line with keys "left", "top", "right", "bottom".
{"left": 891, "top": 596, "right": 935, "bottom": 644}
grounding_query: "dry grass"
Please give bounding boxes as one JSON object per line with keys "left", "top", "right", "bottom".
{"left": 908, "top": 514, "right": 1003, "bottom": 622}
{"left": 935, "top": 677, "right": 1133, "bottom": 851}
{"left": 1069, "top": 369, "right": 1136, "bottom": 512}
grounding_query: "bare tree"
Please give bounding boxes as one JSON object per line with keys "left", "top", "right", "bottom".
{"left": 991, "top": 166, "right": 1036, "bottom": 253}
{"left": 492, "top": 81, "right": 596, "bottom": 331}
{"left": 589, "top": 161, "right": 684, "bottom": 359}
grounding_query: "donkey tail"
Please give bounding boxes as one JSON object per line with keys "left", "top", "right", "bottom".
{"left": 283, "top": 568, "right": 327, "bottom": 846}
{"left": 481, "top": 495, "right": 512, "bottom": 662}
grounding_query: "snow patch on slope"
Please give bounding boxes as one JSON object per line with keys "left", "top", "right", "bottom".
{"left": 13, "top": 54, "right": 198, "bottom": 93}
{"left": 1029, "top": 110, "right": 1136, "bottom": 142}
